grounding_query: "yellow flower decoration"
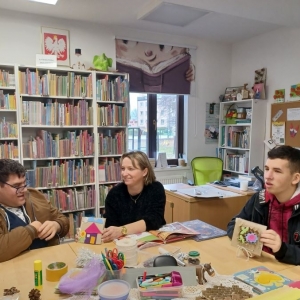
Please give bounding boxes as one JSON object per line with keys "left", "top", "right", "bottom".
{"left": 80, "top": 230, "right": 86, "bottom": 238}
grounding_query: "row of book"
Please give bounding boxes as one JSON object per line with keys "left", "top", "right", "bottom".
{"left": 99, "top": 184, "right": 116, "bottom": 207}
{"left": 99, "top": 158, "right": 122, "bottom": 182}
{"left": 19, "top": 69, "right": 93, "bottom": 98}
{"left": 222, "top": 152, "right": 249, "bottom": 173}
{"left": 227, "top": 126, "right": 250, "bottom": 148}
{"left": 26, "top": 158, "right": 95, "bottom": 188}
{"left": 98, "top": 130, "right": 126, "bottom": 155}
{"left": 0, "top": 118, "right": 18, "bottom": 138}
{"left": 22, "top": 130, "right": 94, "bottom": 158}
{"left": 96, "top": 76, "right": 129, "bottom": 102}
{"left": 0, "top": 91, "right": 16, "bottom": 109}
{"left": 0, "top": 70, "right": 15, "bottom": 87}
{"left": 21, "top": 99, "right": 93, "bottom": 126}
{"left": 97, "top": 104, "right": 127, "bottom": 126}
{"left": 0, "top": 141, "right": 19, "bottom": 159}
{"left": 42, "top": 186, "right": 96, "bottom": 212}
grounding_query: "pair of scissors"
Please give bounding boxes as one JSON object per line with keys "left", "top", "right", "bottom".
{"left": 106, "top": 248, "right": 125, "bottom": 269}
{"left": 107, "top": 248, "right": 119, "bottom": 259}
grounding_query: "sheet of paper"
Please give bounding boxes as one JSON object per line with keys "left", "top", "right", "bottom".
{"left": 287, "top": 108, "right": 300, "bottom": 121}
{"left": 177, "top": 185, "right": 240, "bottom": 198}
{"left": 271, "top": 122, "right": 285, "bottom": 145}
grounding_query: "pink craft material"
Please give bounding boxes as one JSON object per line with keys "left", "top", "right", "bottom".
{"left": 58, "top": 258, "right": 106, "bottom": 296}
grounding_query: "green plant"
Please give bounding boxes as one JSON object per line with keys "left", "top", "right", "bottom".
{"left": 93, "top": 53, "right": 113, "bottom": 71}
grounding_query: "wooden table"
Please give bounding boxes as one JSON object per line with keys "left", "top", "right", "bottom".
{"left": 0, "top": 243, "right": 77, "bottom": 296}
{"left": 1, "top": 237, "right": 298, "bottom": 299}
{"left": 164, "top": 183, "right": 253, "bottom": 229}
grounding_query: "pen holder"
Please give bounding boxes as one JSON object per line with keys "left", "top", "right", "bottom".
{"left": 103, "top": 268, "right": 125, "bottom": 281}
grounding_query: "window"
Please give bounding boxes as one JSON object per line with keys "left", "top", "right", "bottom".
{"left": 127, "top": 93, "right": 184, "bottom": 160}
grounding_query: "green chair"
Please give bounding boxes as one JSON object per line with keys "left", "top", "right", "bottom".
{"left": 191, "top": 157, "right": 223, "bottom": 185}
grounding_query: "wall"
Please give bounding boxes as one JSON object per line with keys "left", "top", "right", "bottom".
{"left": 0, "top": 9, "right": 232, "bottom": 180}
{"left": 231, "top": 26, "right": 300, "bottom": 165}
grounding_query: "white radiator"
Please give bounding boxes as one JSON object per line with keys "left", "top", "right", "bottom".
{"left": 157, "top": 175, "right": 185, "bottom": 184}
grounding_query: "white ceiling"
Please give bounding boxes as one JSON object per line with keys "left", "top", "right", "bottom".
{"left": 0, "top": 0, "right": 298, "bottom": 43}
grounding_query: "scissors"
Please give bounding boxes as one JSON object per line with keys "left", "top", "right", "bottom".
{"left": 106, "top": 248, "right": 125, "bottom": 269}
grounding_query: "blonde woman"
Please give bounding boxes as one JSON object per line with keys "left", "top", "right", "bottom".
{"left": 102, "top": 151, "right": 166, "bottom": 242}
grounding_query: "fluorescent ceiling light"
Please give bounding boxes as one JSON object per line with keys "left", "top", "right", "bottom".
{"left": 28, "top": 0, "right": 58, "bottom": 5}
{"left": 139, "top": 2, "right": 210, "bottom": 27}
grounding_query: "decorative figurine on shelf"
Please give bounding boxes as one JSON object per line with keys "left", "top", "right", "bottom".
{"left": 255, "top": 88, "right": 261, "bottom": 99}
{"left": 241, "top": 83, "right": 250, "bottom": 99}
{"left": 93, "top": 53, "right": 113, "bottom": 71}
{"left": 71, "top": 48, "right": 85, "bottom": 69}
{"left": 196, "top": 263, "right": 215, "bottom": 285}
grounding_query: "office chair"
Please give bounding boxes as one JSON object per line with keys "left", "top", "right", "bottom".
{"left": 153, "top": 255, "right": 178, "bottom": 267}
{"left": 190, "top": 157, "right": 223, "bottom": 186}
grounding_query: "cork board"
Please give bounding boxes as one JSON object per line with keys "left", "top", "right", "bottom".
{"left": 270, "top": 101, "right": 300, "bottom": 147}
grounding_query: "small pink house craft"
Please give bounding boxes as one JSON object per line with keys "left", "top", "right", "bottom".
{"left": 78, "top": 217, "right": 106, "bottom": 245}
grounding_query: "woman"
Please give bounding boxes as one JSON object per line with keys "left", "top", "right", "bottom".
{"left": 102, "top": 151, "right": 166, "bottom": 242}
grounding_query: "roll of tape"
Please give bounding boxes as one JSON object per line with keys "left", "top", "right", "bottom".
{"left": 46, "top": 262, "right": 68, "bottom": 282}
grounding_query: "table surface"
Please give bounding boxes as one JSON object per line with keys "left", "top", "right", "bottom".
{"left": 1, "top": 237, "right": 299, "bottom": 299}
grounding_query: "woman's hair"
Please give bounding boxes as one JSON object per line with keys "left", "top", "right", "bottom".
{"left": 121, "top": 151, "right": 156, "bottom": 185}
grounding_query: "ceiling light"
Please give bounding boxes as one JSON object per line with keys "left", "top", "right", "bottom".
{"left": 138, "top": 2, "right": 210, "bottom": 27}
{"left": 28, "top": 0, "right": 58, "bottom": 5}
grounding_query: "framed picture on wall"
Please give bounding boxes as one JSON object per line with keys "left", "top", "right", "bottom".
{"left": 41, "top": 26, "right": 70, "bottom": 66}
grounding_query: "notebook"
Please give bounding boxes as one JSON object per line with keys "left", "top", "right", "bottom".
{"left": 234, "top": 266, "right": 294, "bottom": 294}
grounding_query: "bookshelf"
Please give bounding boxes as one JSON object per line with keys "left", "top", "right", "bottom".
{"left": 94, "top": 71, "right": 129, "bottom": 216}
{"left": 14, "top": 65, "right": 129, "bottom": 240}
{"left": 218, "top": 99, "right": 266, "bottom": 176}
{"left": 0, "top": 64, "right": 20, "bottom": 160}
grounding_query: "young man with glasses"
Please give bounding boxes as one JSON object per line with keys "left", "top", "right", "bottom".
{"left": 0, "top": 159, "right": 69, "bottom": 262}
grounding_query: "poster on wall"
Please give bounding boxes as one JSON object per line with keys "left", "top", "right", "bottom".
{"left": 272, "top": 122, "right": 285, "bottom": 145}
{"left": 41, "top": 26, "right": 70, "bottom": 67}
{"left": 115, "top": 39, "right": 195, "bottom": 94}
{"left": 205, "top": 103, "right": 220, "bottom": 144}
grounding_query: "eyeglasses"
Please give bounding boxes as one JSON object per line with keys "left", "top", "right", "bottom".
{"left": 0, "top": 181, "right": 28, "bottom": 194}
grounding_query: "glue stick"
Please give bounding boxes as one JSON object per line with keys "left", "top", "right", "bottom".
{"left": 34, "top": 260, "right": 43, "bottom": 290}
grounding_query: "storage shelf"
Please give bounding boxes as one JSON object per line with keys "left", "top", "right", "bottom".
{"left": 21, "top": 125, "right": 94, "bottom": 128}
{"left": 34, "top": 183, "right": 96, "bottom": 190}
{"left": 0, "top": 86, "right": 15, "bottom": 90}
{"left": 23, "top": 155, "right": 94, "bottom": 161}
{"left": 20, "top": 94, "right": 93, "bottom": 100}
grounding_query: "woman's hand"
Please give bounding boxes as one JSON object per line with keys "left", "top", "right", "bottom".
{"left": 102, "top": 226, "right": 122, "bottom": 243}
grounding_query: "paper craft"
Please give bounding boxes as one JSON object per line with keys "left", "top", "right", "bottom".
{"left": 78, "top": 217, "right": 106, "bottom": 244}
{"left": 234, "top": 266, "right": 293, "bottom": 294}
{"left": 231, "top": 218, "right": 267, "bottom": 256}
{"left": 272, "top": 121, "right": 285, "bottom": 145}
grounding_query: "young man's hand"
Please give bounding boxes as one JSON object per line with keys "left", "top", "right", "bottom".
{"left": 102, "top": 226, "right": 122, "bottom": 243}
{"left": 260, "top": 229, "right": 282, "bottom": 253}
{"left": 38, "top": 221, "right": 61, "bottom": 241}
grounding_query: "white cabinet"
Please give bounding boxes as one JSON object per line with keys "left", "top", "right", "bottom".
{"left": 218, "top": 99, "right": 266, "bottom": 175}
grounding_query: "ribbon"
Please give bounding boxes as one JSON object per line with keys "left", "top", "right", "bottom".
{"left": 236, "top": 245, "right": 254, "bottom": 261}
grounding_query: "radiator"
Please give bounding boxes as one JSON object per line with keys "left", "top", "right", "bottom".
{"left": 157, "top": 175, "right": 185, "bottom": 184}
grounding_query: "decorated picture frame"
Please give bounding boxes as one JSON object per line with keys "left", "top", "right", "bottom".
{"left": 41, "top": 26, "right": 70, "bottom": 66}
{"left": 231, "top": 218, "right": 267, "bottom": 257}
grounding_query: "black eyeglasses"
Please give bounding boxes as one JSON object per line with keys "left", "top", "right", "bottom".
{"left": 0, "top": 181, "right": 28, "bottom": 194}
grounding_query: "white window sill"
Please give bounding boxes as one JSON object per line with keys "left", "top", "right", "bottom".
{"left": 154, "top": 166, "right": 190, "bottom": 172}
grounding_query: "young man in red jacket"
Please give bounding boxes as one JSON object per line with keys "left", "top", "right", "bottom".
{"left": 227, "top": 145, "right": 300, "bottom": 265}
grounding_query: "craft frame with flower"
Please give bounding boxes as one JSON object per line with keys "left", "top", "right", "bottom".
{"left": 231, "top": 218, "right": 267, "bottom": 257}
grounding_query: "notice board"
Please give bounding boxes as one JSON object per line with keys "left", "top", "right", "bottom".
{"left": 270, "top": 101, "right": 300, "bottom": 148}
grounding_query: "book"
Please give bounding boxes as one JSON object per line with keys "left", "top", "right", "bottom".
{"left": 180, "top": 219, "right": 227, "bottom": 242}
{"left": 234, "top": 266, "right": 294, "bottom": 294}
{"left": 119, "top": 222, "right": 200, "bottom": 246}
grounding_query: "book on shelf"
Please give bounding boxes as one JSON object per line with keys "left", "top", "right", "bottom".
{"left": 233, "top": 266, "right": 293, "bottom": 294}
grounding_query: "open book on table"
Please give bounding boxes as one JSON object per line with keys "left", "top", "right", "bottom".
{"left": 233, "top": 266, "right": 294, "bottom": 294}
{"left": 120, "top": 222, "right": 200, "bottom": 246}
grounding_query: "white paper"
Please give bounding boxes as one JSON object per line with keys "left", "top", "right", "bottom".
{"left": 287, "top": 108, "right": 300, "bottom": 121}
{"left": 272, "top": 122, "right": 285, "bottom": 145}
{"left": 156, "top": 152, "right": 168, "bottom": 168}
{"left": 36, "top": 54, "right": 57, "bottom": 67}
{"left": 177, "top": 185, "right": 240, "bottom": 198}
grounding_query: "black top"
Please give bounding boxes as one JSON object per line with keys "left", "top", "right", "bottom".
{"left": 104, "top": 181, "right": 166, "bottom": 230}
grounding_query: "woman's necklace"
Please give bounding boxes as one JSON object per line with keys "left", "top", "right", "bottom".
{"left": 129, "top": 190, "right": 143, "bottom": 203}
